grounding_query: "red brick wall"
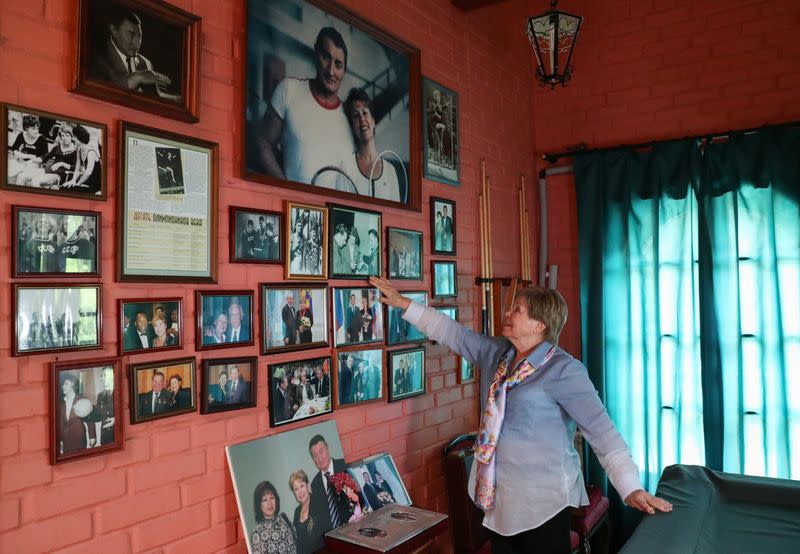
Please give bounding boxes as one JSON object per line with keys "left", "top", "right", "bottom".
{"left": 533, "top": 0, "right": 800, "bottom": 359}
{"left": 0, "top": 1, "right": 535, "bottom": 552}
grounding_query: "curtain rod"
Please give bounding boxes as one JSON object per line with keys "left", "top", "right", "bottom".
{"left": 541, "top": 119, "right": 800, "bottom": 163}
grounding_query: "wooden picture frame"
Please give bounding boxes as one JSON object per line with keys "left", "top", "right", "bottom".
{"left": 229, "top": 207, "right": 283, "bottom": 264}
{"left": 129, "top": 356, "right": 196, "bottom": 423}
{"left": 118, "top": 121, "right": 218, "bottom": 282}
{"left": 386, "top": 291, "right": 427, "bottom": 346}
{"left": 346, "top": 452, "right": 413, "bottom": 508}
{"left": 430, "top": 197, "right": 456, "bottom": 255}
{"left": 12, "top": 205, "right": 101, "bottom": 278}
{"left": 422, "top": 78, "right": 460, "bottom": 186}
{"left": 328, "top": 203, "right": 382, "bottom": 279}
{"left": 386, "top": 227, "right": 422, "bottom": 280}
{"left": 331, "top": 287, "right": 384, "bottom": 347}
{"left": 260, "top": 283, "right": 329, "bottom": 354}
{"left": 118, "top": 298, "right": 183, "bottom": 355}
{"left": 242, "top": 0, "right": 422, "bottom": 211}
{"left": 268, "top": 356, "right": 333, "bottom": 427}
{"left": 13, "top": 284, "right": 102, "bottom": 356}
{"left": 200, "top": 356, "right": 258, "bottom": 414}
{"left": 286, "top": 201, "right": 328, "bottom": 280}
{"left": 195, "top": 290, "right": 255, "bottom": 351}
{"left": 431, "top": 261, "right": 457, "bottom": 299}
{"left": 457, "top": 355, "right": 476, "bottom": 384}
{"left": 334, "top": 348, "right": 384, "bottom": 409}
{"left": 2, "top": 103, "right": 107, "bottom": 200}
{"left": 388, "top": 346, "right": 426, "bottom": 402}
{"left": 50, "top": 357, "right": 122, "bottom": 464}
{"left": 72, "top": 0, "right": 201, "bottom": 123}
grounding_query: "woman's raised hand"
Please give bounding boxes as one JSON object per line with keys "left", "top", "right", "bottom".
{"left": 369, "top": 276, "right": 410, "bottom": 310}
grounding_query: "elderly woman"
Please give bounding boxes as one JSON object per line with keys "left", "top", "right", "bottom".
{"left": 288, "top": 469, "right": 324, "bottom": 554}
{"left": 369, "top": 276, "right": 672, "bottom": 554}
{"left": 251, "top": 481, "right": 296, "bottom": 554}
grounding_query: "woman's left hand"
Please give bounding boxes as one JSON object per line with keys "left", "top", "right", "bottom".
{"left": 624, "top": 489, "right": 673, "bottom": 515}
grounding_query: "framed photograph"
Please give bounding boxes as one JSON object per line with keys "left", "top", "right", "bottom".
{"left": 387, "top": 291, "right": 427, "bottom": 346}
{"left": 119, "top": 298, "right": 182, "bottom": 355}
{"left": 286, "top": 201, "right": 328, "bottom": 280}
{"left": 50, "top": 358, "right": 122, "bottom": 464}
{"left": 332, "top": 287, "right": 383, "bottom": 347}
{"left": 130, "top": 356, "right": 196, "bottom": 423}
{"left": 73, "top": 0, "right": 200, "bottom": 123}
{"left": 433, "top": 305, "right": 458, "bottom": 321}
{"left": 243, "top": 0, "right": 422, "bottom": 211}
{"left": 430, "top": 197, "right": 456, "bottom": 255}
{"left": 347, "top": 452, "right": 412, "bottom": 511}
{"left": 2, "top": 104, "right": 107, "bottom": 199}
{"left": 458, "top": 356, "right": 476, "bottom": 384}
{"left": 196, "top": 291, "right": 254, "bottom": 350}
{"left": 431, "top": 261, "right": 457, "bottom": 299}
{"left": 386, "top": 227, "right": 422, "bottom": 280}
{"left": 13, "top": 284, "right": 101, "bottom": 356}
{"left": 118, "top": 122, "right": 218, "bottom": 282}
{"left": 423, "top": 79, "right": 460, "bottom": 186}
{"left": 329, "top": 204, "right": 382, "bottom": 278}
{"left": 226, "top": 420, "right": 348, "bottom": 553}
{"left": 261, "top": 284, "right": 329, "bottom": 354}
{"left": 12, "top": 206, "right": 100, "bottom": 278}
{"left": 268, "top": 356, "right": 333, "bottom": 427}
{"left": 388, "top": 346, "right": 426, "bottom": 402}
{"left": 230, "top": 207, "right": 283, "bottom": 264}
{"left": 335, "top": 348, "right": 384, "bottom": 408}
{"left": 201, "top": 356, "right": 257, "bottom": 414}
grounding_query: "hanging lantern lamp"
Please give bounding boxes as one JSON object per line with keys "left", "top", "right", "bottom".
{"left": 526, "top": 0, "right": 583, "bottom": 88}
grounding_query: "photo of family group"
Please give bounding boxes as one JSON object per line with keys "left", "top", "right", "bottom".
{"left": 14, "top": 207, "right": 99, "bottom": 276}
{"left": 332, "top": 287, "right": 383, "bottom": 347}
{"left": 130, "top": 357, "right": 196, "bottom": 423}
{"left": 335, "top": 349, "right": 383, "bottom": 408}
{"left": 120, "top": 299, "right": 182, "bottom": 354}
{"left": 329, "top": 205, "right": 381, "bottom": 278}
{"left": 201, "top": 357, "right": 257, "bottom": 414}
{"left": 268, "top": 357, "right": 332, "bottom": 427}
{"left": 262, "top": 285, "right": 329, "bottom": 353}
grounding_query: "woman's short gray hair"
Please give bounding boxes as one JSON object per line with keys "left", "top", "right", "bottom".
{"left": 515, "top": 286, "right": 568, "bottom": 344}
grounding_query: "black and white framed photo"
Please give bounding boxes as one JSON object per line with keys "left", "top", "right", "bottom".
{"left": 332, "top": 287, "right": 383, "bottom": 347}
{"left": 286, "top": 201, "right": 328, "bottom": 280}
{"left": 130, "top": 357, "right": 196, "bottom": 423}
{"left": 118, "top": 298, "right": 182, "bottom": 355}
{"left": 50, "top": 357, "right": 122, "bottom": 464}
{"left": 423, "top": 78, "right": 459, "bottom": 186}
{"left": 73, "top": 0, "right": 201, "bottom": 122}
{"left": 243, "top": 0, "right": 422, "bottom": 211}
{"left": 230, "top": 207, "right": 283, "bottom": 264}
{"left": 261, "top": 284, "right": 329, "bottom": 354}
{"left": 335, "top": 348, "right": 384, "bottom": 408}
{"left": 13, "top": 284, "right": 101, "bottom": 356}
{"left": 431, "top": 261, "right": 457, "bottom": 299}
{"left": 458, "top": 355, "right": 476, "bottom": 384}
{"left": 268, "top": 356, "right": 333, "bottom": 427}
{"left": 201, "top": 356, "right": 257, "bottom": 414}
{"left": 329, "top": 204, "right": 382, "bottom": 278}
{"left": 386, "top": 227, "right": 422, "bottom": 280}
{"left": 196, "top": 291, "right": 254, "bottom": 350}
{"left": 12, "top": 206, "right": 100, "bottom": 278}
{"left": 387, "top": 291, "right": 427, "bottom": 346}
{"left": 347, "top": 452, "right": 412, "bottom": 511}
{"left": 388, "top": 346, "right": 426, "bottom": 402}
{"left": 2, "top": 104, "right": 107, "bottom": 199}
{"left": 430, "top": 197, "right": 456, "bottom": 255}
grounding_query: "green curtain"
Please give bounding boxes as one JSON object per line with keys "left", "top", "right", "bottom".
{"left": 574, "top": 127, "right": 800, "bottom": 547}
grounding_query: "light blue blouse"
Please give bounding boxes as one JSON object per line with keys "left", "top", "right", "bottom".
{"left": 403, "top": 302, "right": 641, "bottom": 535}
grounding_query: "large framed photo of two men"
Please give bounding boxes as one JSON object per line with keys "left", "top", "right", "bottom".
{"left": 201, "top": 357, "right": 257, "bottom": 414}
{"left": 130, "top": 357, "right": 196, "bottom": 424}
{"left": 73, "top": 0, "right": 201, "bottom": 122}
{"left": 329, "top": 204, "right": 382, "bottom": 278}
{"left": 423, "top": 79, "right": 460, "bottom": 186}
{"left": 268, "top": 356, "right": 333, "bottom": 427}
{"left": 50, "top": 358, "right": 122, "bottom": 464}
{"left": 242, "top": 0, "right": 422, "bottom": 211}
{"left": 261, "top": 284, "right": 329, "bottom": 354}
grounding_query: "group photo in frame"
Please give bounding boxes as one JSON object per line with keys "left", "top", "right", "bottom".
{"left": 386, "top": 227, "right": 422, "bottom": 280}
{"left": 332, "top": 287, "right": 383, "bottom": 347}
{"left": 2, "top": 104, "right": 107, "bottom": 199}
{"left": 431, "top": 261, "right": 457, "bottom": 299}
{"left": 201, "top": 356, "right": 257, "bottom": 414}
{"left": 13, "top": 284, "right": 101, "bottom": 356}
{"left": 261, "top": 284, "right": 329, "bottom": 354}
{"left": 329, "top": 203, "right": 382, "bottom": 278}
{"left": 118, "top": 122, "right": 218, "bottom": 282}
{"left": 286, "top": 201, "right": 328, "bottom": 280}
{"left": 73, "top": 0, "right": 201, "bottom": 122}
{"left": 230, "top": 207, "right": 283, "bottom": 264}
{"left": 243, "top": 0, "right": 421, "bottom": 211}
{"left": 13, "top": 206, "right": 100, "bottom": 277}
{"left": 422, "top": 78, "right": 460, "bottom": 186}
{"left": 386, "top": 291, "right": 427, "bottom": 346}
{"left": 268, "top": 356, "right": 333, "bottom": 427}
{"left": 335, "top": 348, "right": 384, "bottom": 408}
{"left": 50, "top": 358, "right": 122, "bottom": 464}
{"left": 346, "top": 452, "right": 412, "bottom": 510}
{"left": 196, "top": 291, "right": 254, "bottom": 350}
{"left": 388, "top": 346, "right": 426, "bottom": 402}
{"left": 119, "top": 298, "right": 182, "bottom": 355}
{"left": 430, "top": 197, "right": 456, "bottom": 255}
{"left": 130, "top": 357, "right": 196, "bottom": 423}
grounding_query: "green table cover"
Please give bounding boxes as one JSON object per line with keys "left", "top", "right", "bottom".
{"left": 620, "top": 464, "right": 800, "bottom": 553}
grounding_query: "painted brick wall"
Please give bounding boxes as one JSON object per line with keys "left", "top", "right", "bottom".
{"left": 0, "top": 0, "right": 535, "bottom": 552}
{"left": 532, "top": 0, "right": 800, "bottom": 359}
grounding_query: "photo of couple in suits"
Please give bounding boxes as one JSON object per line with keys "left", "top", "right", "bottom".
{"left": 121, "top": 300, "right": 180, "bottom": 353}
{"left": 204, "top": 360, "right": 254, "bottom": 412}
{"left": 199, "top": 293, "right": 253, "bottom": 348}
{"left": 133, "top": 361, "right": 195, "bottom": 422}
